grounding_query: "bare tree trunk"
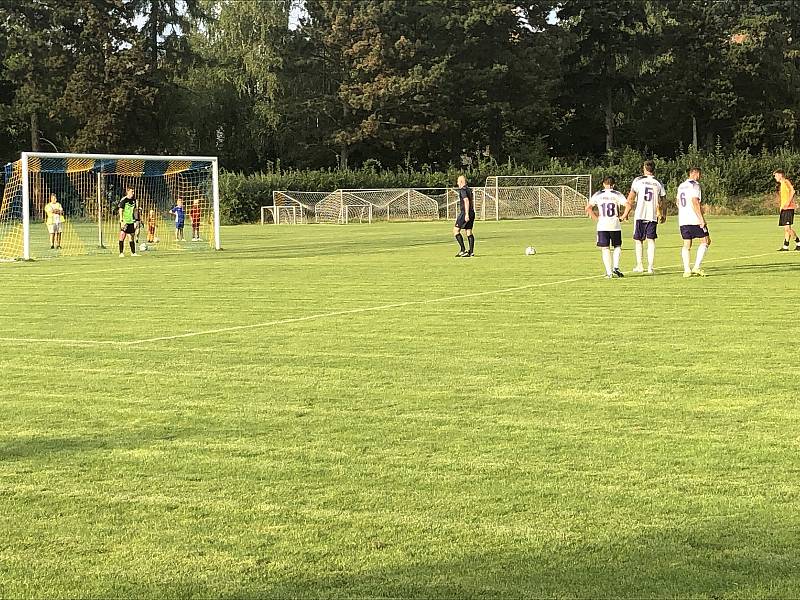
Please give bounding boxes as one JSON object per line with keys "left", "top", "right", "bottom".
{"left": 30, "top": 111, "right": 39, "bottom": 151}
{"left": 605, "top": 88, "right": 614, "bottom": 152}
{"left": 692, "top": 114, "right": 698, "bottom": 149}
{"left": 340, "top": 144, "right": 349, "bottom": 170}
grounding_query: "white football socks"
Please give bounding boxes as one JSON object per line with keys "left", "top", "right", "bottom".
{"left": 681, "top": 247, "right": 691, "bottom": 273}
{"left": 613, "top": 246, "right": 622, "bottom": 270}
{"left": 694, "top": 242, "right": 708, "bottom": 270}
{"left": 634, "top": 241, "right": 643, "bottom": 269}
{"left": 602, "top": 247, "right": 612, "bottom": 275}
{"left": 647, "top": 240, "right": 656, "bottom": 270}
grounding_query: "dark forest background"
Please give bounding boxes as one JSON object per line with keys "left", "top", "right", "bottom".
{"left": 2, "top": 0, "right": 799, "bottom": 172}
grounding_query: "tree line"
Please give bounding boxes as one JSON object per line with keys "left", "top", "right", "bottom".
{"left": 1, "top": 0, "right": 799, "bottom": 173}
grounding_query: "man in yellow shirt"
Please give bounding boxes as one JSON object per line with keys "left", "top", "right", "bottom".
{"left": 44, "top": 193, "right": 64, "bottom": 250}
{"left": 774, "top": 170, "right": 799, "bottom": 251}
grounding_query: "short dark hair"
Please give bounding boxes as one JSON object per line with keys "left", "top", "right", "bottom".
{"left": 603, "top": 176, "right": 616, "bottom": 187}
{"left": 688, "top": 166, "right": 702, "bottom": 175}
{"left": 774, "top": 169, "right": 785, "bottom": 176}
{"left": 643, "top": 160, "right": 655, "bottom": 174}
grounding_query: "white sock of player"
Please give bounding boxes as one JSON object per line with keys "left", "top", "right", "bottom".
{"left": 681, "top": 247, "right": 691, "bottom": 273}
{"left": 694, "top": 243, "right": 708, "bottom": 269}
{"left": 613, "top": 246, "right": 622, "bottom": 270}
{"left": 634, "top": 241, "right": 643, "bottom": 268}
{"left": 601, "top": 248, "right": 612, "bottom": 275}
{"left": 647, "top": 240, "right": 656, "bottom": 270}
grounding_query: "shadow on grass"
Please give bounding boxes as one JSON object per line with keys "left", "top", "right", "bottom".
{"left": 709, "top": 261, "right": 800, "bottom": 275}
{"left": 100, "top": 525, "right": 799, "bottom": 599}
{"left": 0, "top": 429, "right": 181, "bottom": 461}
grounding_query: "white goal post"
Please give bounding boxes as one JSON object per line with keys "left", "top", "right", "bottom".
{"left": 1, "top": 152, "right": 221, "bottom": 260}
{"left": 484, "top": 174, "right": 592, "bottom": 219}
{"left": 261, "top": 205, "right": 299, "bottom": 225}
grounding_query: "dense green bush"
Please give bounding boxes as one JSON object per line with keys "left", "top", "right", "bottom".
{"left": 219, "top": 148, "right": 798, "bottom": 224}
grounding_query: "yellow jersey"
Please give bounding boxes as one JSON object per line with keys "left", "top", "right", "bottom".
{"left": 779, "top": 179, "right": 795, "bottom": 210}
{"left": 44, "top": 202, "right": 63, "bottom": 225}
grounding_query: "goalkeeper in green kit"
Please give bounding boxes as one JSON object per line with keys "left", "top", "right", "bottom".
{"left": 117, "top": 187, "right": 139, "bottom": 257}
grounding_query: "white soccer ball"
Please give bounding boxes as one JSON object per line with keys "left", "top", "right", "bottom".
{"left": 154, "top": 237, "right": 160, "bottom": 243}
{"left": 139, "top": 243, "right": 148, "bottom": 252}
{"left": 525, "top": 246, "right": 536, "bottom": 256}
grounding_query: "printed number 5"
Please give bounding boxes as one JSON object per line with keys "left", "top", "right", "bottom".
{"left": 644, "top": 187, "right": 654, "bottom": 202}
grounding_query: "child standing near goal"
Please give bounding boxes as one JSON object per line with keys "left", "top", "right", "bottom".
{"left": 44, "top": 193, "right": 64, "bottom": 250}
{"left": 586, "top": 176, "right": 631, "bottom": 278}
{"left": 170, "top": 199, "right": 185, "bottom": 241}
{"left": 146, "top": 209, "right": 158, "bottom": 243}
{"left": 190, "top": 198, "right": 202, "bottom": 241}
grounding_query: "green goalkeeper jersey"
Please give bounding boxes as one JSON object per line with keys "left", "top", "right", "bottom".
{"left": 118, "top": 198, "right": 136, "bottom": 224}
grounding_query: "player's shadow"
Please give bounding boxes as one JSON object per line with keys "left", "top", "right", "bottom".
{"left": 89, "top": 514, "right": 799, "bottom": 598}
{"left": 710, "top": 261, "right": 800, "bottom": 275}
{"left": 0, "top": 430, "right": 181, "bottom": 461}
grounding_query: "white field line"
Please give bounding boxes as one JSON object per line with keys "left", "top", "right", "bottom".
{"left": 0, "top": 251, "right": 778, "bottom": 347}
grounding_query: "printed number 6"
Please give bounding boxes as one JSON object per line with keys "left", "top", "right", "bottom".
{"left": 679, "top": 192, "right": 687, "bottom": 208}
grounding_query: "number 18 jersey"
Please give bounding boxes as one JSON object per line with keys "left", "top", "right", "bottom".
{"left": 588, "top": 189, "right": 628, "bottom": 231}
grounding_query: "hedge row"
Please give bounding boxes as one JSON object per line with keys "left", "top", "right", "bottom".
{"left": 218, "top": 147, "right": 800, "bottom": 224}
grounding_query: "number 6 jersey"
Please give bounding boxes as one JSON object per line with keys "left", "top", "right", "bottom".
{"left": 677, "top": 179, "right": 703, "bottom": 226}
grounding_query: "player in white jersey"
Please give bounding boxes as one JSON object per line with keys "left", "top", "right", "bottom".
{"left": 677, "top": 167, "right": 710, "bottom": 277}
{"left": 586, "top": 176, "right": 631, "bottom": 278}
{"left": 627, "top": 160, "right": 666, "bottom": 274}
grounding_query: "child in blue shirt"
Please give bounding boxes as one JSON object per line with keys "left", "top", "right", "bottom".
{"left": 170, "top": 198, "right": 185, "bottom": 241}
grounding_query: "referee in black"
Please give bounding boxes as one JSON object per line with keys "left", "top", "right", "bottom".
{"left": 453, "top": 175, "right": 475, "bottom": 257}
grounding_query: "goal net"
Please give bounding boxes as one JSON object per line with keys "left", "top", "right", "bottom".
{"left": 272, "top": 188, "right": 466, "bottom": 224}
{"left": 1, "top": 152, "right": 220, "bottom": 261}
{"left": 484, "top": 174, "right": 591, "bottom": 218}
{"left": 261, "top": 205, "right": 300, "bottom": 225}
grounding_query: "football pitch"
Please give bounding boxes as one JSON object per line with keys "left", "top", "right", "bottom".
{"left": 1, "top": 216, "right": 799, "bottom": 598}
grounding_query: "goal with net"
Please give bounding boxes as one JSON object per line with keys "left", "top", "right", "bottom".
{"left": 0, "top": 152, "right": 220, "bottom": 261}
{"left": 484, "top": 174, "right": 592, "bottom": 219}
{"left": 270, "top": 188, "right": 460, "bottom": 224}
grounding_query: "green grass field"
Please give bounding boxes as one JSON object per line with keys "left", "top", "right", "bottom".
{"left": 1, "top": 216, "right": 799, "bottom": 598}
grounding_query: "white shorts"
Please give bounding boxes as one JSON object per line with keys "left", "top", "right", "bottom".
{"left": 47, "top": 223, "right": 63, "bottom": 234}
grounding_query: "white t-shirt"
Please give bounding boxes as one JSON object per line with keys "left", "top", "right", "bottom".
{"left": 677, "top": 179, "right": 703, "bottom": 226}
{"left": 588, "top": 189, "right": 627, "bottom": 231}
{"left": 629, "top": 175, "right": 666, "bottom": 222}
